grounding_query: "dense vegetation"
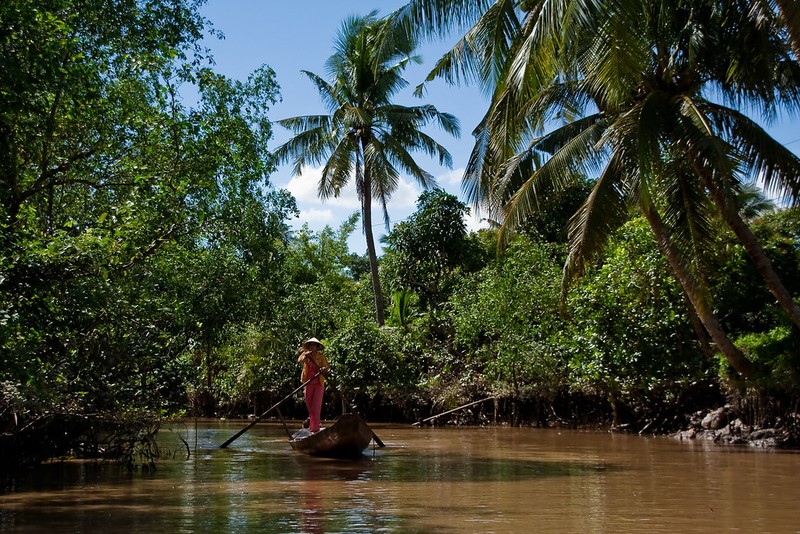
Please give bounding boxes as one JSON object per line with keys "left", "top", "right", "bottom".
{"left": 1, "top": 0, "right": 799, "bottom": 469}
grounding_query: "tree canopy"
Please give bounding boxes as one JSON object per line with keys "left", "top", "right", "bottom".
{"left": 2, "top": 1, "right": 800, "bottom": 468}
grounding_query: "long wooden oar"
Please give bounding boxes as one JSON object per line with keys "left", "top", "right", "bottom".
{"left": 219, "top": 370, "right": 322, "bottom": 449}
{"left": 412, "top": 396, "right": 495, "bottom": 426}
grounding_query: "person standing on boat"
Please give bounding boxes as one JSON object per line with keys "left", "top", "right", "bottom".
{"left": 298, "top": 337, "right": 329, "bottom": 433}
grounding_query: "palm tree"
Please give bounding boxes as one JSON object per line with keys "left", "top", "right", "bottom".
{"left": 275, "top": 12, "right": 460, "bottom": 325}
{"left": 392, "top": 0, "right": 800, "bottom": 376}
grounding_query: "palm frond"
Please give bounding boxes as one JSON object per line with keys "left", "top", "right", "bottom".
{"left": 673, "top": 95, "right": 738, "bottom": 187}
{"left": 503, "top": 11, "right": 559, "bottom": 104}
{"left": 775, "top": 0, "right": 800, "bottom": 61}
{"left": 413, "top": 29, "right": 484, "bottom": 96}
{"left": 657, "top": 159, "right": 717, "bottom": 278}
{"left": 300, "top": 71, "right": 339, "bottom": 113}
{"left": 579, "top": 2, "right": 649, "bottom": 110}
{"left": 276, "top": 114, "right": 332, "bottom": 134}
{"left": 379, "top": 134, "right": 438, "bottom": 190}
{"left": 363, "top": 140, "right": 401, "bottom": 229}
{"left": 379, "top": 103, "right": 461, "bottom": 138}
{"left": 387, "top": 0, "right": 497, "bottom": 43}
{"left": 319, "top": 138, "right": 355, "bottom": 199}
{"left": 273, "top": 122, "right": 337, "bottom": 174}
{"left": 560, "top": 149, "right": 632, "bottom": 292}
{"left": 714, "top": 0, "right": 800, "bottom": 115}
{"left": 705, "top": 102, "right": 800, "bottom": 205}
{"left": 498, "top": 114, "right": 607, "bottom": 243}
{"left": 463, "top": 113, "right": 494, "bottom": 213}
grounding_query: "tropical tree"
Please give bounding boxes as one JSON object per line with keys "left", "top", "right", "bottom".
{"left": 382, "top": 189, "right": 487, "bottom": 310}
{"left": 391, "top": 0, "right": 800, "bottom": 377}
{"left": 448, "top": 234, "right": 568, "bottom": 416}
{"left": 275, "top": 12, "right": 460, "bottom": 325}
{"left": 0, "top": 0, "right": 290, "bottom": 465}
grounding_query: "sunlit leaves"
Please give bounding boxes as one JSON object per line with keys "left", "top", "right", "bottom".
{"left": 382, "top": 189, "right": 488, "bottom": 310}
{"left": 0, "top": 0, "right": 291, "bottom": 454}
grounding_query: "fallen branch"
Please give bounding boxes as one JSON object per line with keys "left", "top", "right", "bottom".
{"left": 413, "top": 396, "right": 495, "bottom": 426}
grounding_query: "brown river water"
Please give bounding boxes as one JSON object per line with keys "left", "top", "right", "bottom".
{"left": 1, "top": 419, "right": 798, "bottom": 533}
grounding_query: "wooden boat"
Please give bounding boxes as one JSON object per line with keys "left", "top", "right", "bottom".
{"left": 289, "top": 413, "right": 376, "bottom": 459}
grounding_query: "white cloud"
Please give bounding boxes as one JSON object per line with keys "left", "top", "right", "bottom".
{"left": 285, "top": 164, "right": 423, "bottom": 227}
{"left": 285, "top": 166, "right": 359, "bottom": 233}
{"left": 299, "top": 207, "right": 337, "bottom": 225}
{"left": 281, "top": 164, "right": 488, "bottom": 254}
{"left": 389, "top": 177, "right": 423, "bottom": 213}
{"left": 437, "top": 167, "right": 465, "bottom": 190}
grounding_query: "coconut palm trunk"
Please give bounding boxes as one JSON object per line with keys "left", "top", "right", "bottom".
{"left": 361, "top": 163, "right": 385, "bottom": 325}
{"left": 641, "top": 200, "right": 754, "bottom": 377}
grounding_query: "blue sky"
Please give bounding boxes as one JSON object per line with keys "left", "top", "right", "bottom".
{"left": 199, "top": 1, "right": 800, "bottom": 255}
{"left": 199, "top": 1, "right": 487, "bottom": 254}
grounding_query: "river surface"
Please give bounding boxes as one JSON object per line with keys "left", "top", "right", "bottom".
{"left": 1, "top": 419, "right": 798, "bottom": 533}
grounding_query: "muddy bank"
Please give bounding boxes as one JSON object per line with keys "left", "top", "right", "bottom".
{"left": 673, "top": 406, "right": 800, "bottom": 449}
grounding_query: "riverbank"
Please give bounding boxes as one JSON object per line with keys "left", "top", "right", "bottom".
{"left": 673, "top": 406, "right": 800, "bottom": 449}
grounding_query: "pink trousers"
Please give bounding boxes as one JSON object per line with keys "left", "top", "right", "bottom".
{"left": 304, "top": 382, "right": 324, "bottom": 432}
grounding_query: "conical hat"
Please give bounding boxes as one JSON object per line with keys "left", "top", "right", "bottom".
{"left": 300, "top": 337, "right": 324, "bottom": 350}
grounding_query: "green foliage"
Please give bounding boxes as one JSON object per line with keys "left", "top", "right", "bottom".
{"left": 449, "top": 235, "right": 568, "bottom": 399}
{"left": 326, "top": 323, "right": 417, "bottom": 401}
{"left": 517, "top": 179, "right": 595, "bottom": 245}
{"left": 2, "top": 2, "right": 799, "bottom": 458}
{"left": 276, "top": 216, "right": 374, "bottom": 337}
{"left": 382, "top": 189, "right": 488, "bottom": 309}
{"left": 0, "top": 0, "right": 292, "bottom": 462}
{"left": 284, "top": 213, "right": 360, "bottom": 285}
{"left": 197, "top": 217, "right": 381, "bottom": 413}
{"left": 566, "top": 219, "right": 708, "bottom": 403}
{"left": 735, "top": 326, "right": 800, "bottom": 388}
{"left": 711, "top": 207, "right": 800, "bottom": 386}
{"left": 200, "top": 324, "right": 298, "bottom": 412}
{"left": 713, "top": 207, "right": 800, "bottom": 334}
{"left": 408, "top": 0, "right": 800, "bottom": 378}
{"left": 389, "top": 289, "right": 418, "bottom": 332}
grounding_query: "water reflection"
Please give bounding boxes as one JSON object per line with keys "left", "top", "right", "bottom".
{"left": 296, "top": 459, "right": 327, "bottom": 534}
{"left": 1, "top": 421, "right": 799, "bottom": 533}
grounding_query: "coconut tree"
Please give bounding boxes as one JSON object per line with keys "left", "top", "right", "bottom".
{"left": 392, "top": 0, "right": 800, "bottom": 376}
{"left": 274, "top": 12, "right": 460, "bottom": 325}
{"left": 510, "top": 2, "right": 800, "bottom": 333}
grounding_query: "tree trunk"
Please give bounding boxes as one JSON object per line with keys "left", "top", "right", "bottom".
{"left": 641, "top": 201, "right": 753, "bottom": 377}
{"left": 362, "top": 167, "right": 385, "bottom": 326}
{"left": 682, "top": 292, "right": 716, "bottom": 361}
{"left": 694, "top": 162, "right": 800, "bottom": 332}
{"left": 0, "top": 120, "right": 21, "bottom": 242}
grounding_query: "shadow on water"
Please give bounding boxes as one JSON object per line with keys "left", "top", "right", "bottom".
{"left": 1, "top": 450, "right": 614, "bottom": 490}
{"left": 283, "top": 450, "right": 615, "bottom": 483}
{"left": 1, "top": 423, "right": 618, "bottom": 490}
